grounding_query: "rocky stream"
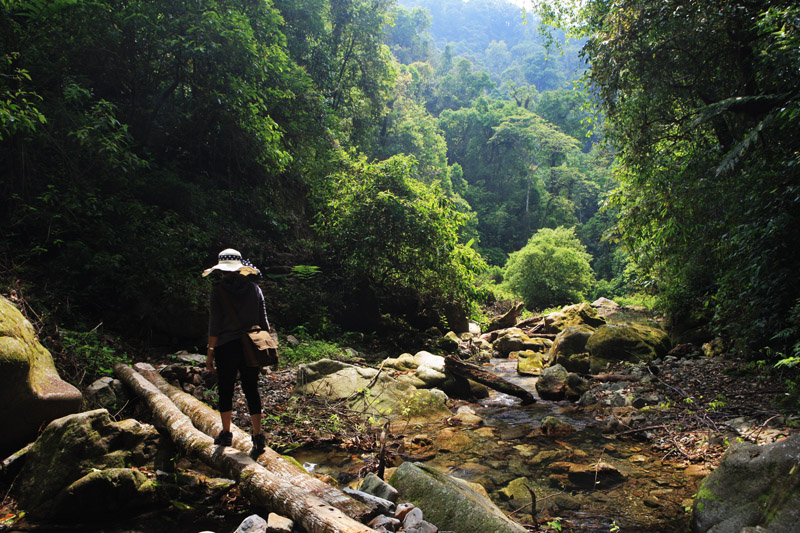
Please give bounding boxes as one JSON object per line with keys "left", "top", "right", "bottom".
{"left": 2, "top": 298, "right": 798, "bottom": 533}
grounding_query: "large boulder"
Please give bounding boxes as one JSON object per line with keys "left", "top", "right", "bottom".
{"left": 493, "top": 329, "right": 548, "bottom": 357}
{"left": 535, "top": 364, "right": 587, "bottom": 401}
{"left": 295, "top": 359, "right": 451, "bottom": 424}
{"left": 586, "top": 323, "right": 671, "bottom": 373}
{"left": 388, "top": 461, "right": 526, "bottom": 533}
{"left": 516, "top": 350, "right": 546, "bottom": 376}
{"left": 543, "top": 302, "right": 606, "bottom": 333}
{"left": 15, "top": 409, "right": 166, "bottom": 519}
{"left": 0, "top": 296, "right": 82, "bottom": 456}
{"left": 691, "top": 433, "right": 800, "bottom": 533}
{"left": 547, "top": 326, "right": 593, "bottom": 372}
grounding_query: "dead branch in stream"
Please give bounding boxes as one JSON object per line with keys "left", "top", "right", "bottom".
{"left": 445, "top": 355, "right": 536, "bottom": 404}
{"left": 114, "top": 363, "right": 376, "bottom": 533}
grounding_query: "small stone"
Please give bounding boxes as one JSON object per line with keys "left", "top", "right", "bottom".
{"left": 359, "top": 472, "right": 399, "bottom": 503}
{"left": 643, "top": 495, "right": 662, "bottom": 508}
{"left": 234, "top": 514, "right": 267, "bottom": 533}
{"left": 266, "top": 513, "right": 293, "bottom": 533}
{"left": 394, "top": 502, "right": 415, "bottom": 521}
{"left": 285, "top": 335, "right": 300, "bottom": 346}
{"left": 403, "top": 507, "right": 424, "bottom": 529}
{"left": 554, "top": 493, "right": 582, "bottom": 510}
{"left": 368, "top": 515, "right": 401, "bottom": 531}
{"left": 406, "top": 520, "right": 438, "bottom": 533}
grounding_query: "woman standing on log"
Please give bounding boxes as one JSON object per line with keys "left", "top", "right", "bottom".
{"left": 203, "top": 248, "right": 269, "bottom": 454}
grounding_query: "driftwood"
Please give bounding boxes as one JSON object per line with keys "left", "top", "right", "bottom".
{"left": 444, "top": 356, "right": 536, "bottom": 405}
{"left": 488, "top": 302, "right": 524, "bottom": 331}
{"left": 591, "top": 373, "right": 641, "bottom": 382}
{"left": 514, "top": 316, "right": 545, "bottom": 329}
{"left": 523, "top": 332, "right": 557, "bottom": 339}
{"left": 114, "top": 364, "right": 376, "bottom": 533}
{"left": 131, "top": 363, "right": 372, "bottom": 522}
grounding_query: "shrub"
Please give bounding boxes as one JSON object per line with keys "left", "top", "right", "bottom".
{"left": 502, "top": 226, "right": 595, "bottom": 310}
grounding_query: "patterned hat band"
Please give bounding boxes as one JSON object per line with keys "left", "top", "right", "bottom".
{"left": 202, "top": 248, "right": 261, "bottom": 277}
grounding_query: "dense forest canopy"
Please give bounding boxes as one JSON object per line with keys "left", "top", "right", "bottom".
{"left": 1, "top": 0, "right": 798, "bottom": 369}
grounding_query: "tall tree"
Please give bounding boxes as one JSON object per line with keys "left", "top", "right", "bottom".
{"left": 578, "top": 0, "right": 800, "bottom": 353}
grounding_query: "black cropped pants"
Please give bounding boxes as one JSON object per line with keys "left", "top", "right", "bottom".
{"left": 214, "top": 339, "right": 262, "bottom": 415}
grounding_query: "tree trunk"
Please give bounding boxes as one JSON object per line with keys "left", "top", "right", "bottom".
{"left": 130, "top": 363, "right": 372, "bottom": 522}
{"left": 444, "top": 356, "right": 536, "bottom": 404}
{"left": 114, "top": 364, "right": 376, "bottom": 533}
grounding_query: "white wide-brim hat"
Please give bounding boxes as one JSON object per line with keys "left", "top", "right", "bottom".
{"left": 202, "top": 248, "right": 260, "bottom": 277}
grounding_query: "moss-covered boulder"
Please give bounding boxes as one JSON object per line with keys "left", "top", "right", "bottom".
{"left": 536, "top": 364, "right": 569, "bottom": 401}
{"left": 0, "top": 296, "right": 82, "bottom": 457}
{"left": 691, "top": 432, "right": 800, "bottom": 533}
{"left": 586, "top": 323, "right": 671, "bottom": 373}
{"left": 547, "top": 326, "right": 593, "bottom": 372}
{"left": 15, "top": 409, "right": 165, "bottom": 518}
{"left": 493, "top": 329, "right": 551, "bottom": 357}
{"left": 556, "top": 352, "right": 591, "bottom": 374}
{"left": 296, "top": 359, "right": 451, "bottom": 424}
{"left": 389, "top": 462, "right": 526, "bottom": 533}
{"left": 516, "top": 350, "right": 546, "bottom": 376}
{"left": 51, "top": 468, "right": 158, "bottom": 519}
{"left": 543, "top": 302, "right": 606, "bottom": 333}
{"left": 535, "top": 364, "right": 587, "bottom": 401}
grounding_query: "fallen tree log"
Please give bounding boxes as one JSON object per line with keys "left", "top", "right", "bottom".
{"left": 131, "top": 363, "right": 372, "bottom": 522}
{"left": 514, "top": 316, "right": 545, "bottom": 329}
{"left": 591, "top": 373, "right": 641, "bottom": 382}
{"left": 114, "top": 364, "right": 376, "bottom": 533}
{"left": 523, "top": 332, "right": 557, "bottom": 339}
{"left": 444, "top": 356, "right": 536, "bottom": 404}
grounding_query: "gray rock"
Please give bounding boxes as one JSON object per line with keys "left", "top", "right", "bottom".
{"left": 359, "top": 472, "right": 399, "bottom": 503}
{"left": 16, "top": 409, "right": 164, "bottom": 518}
{"left": 171, "top": 350, "right": 206, "bottom": 365}
{"left": 691, "top": 432, "right": 800, "bottom": 532}
{"left": 85, "top": 377, "right": 127, "bottom": 409}
{"left": 403, "top": 506, "right": 424, "bottom": 529}
{"left": 554, "top": 493, "right": 582, "bottom": 510}
{"left": 343, "top": 487, "right": 395, "bottom": 515}
{"left": 536, "top": 364, "right": 569, "bottom": 401}
{"left": 389, "top": 462, "right": 526, "bottom": 533}
{"left": 369, "top": 514, "right": 401, "bottom": 532}
{"left": 234, "top": 514, "right": 267, "bottom": 533}
{"left": 591, "top": 297, "right": 619, "bottom": 308}
{"left": 406, "top": 521, "right": 438, "bottom": 533}
{"left": 284, "top": 334, "right": 299, "bottom": 346}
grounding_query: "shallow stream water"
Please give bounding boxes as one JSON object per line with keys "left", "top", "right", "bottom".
{"left": 293, "top": 356, "right": 698, "bottom": 532}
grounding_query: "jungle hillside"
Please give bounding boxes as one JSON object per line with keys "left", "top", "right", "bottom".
{"left": 1, "top": 0, "right": 799, "bottom": 386}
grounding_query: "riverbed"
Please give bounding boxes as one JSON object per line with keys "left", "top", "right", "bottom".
{"left": 292, "top": 357, "right": 698, "bottom": 532}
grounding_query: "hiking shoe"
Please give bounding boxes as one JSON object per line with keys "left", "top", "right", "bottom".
{"left": 252, "top": 433, "right": 266, "bottom": 455}
{"left": 214, "top": 430, "right": 232, "bottom": 447}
